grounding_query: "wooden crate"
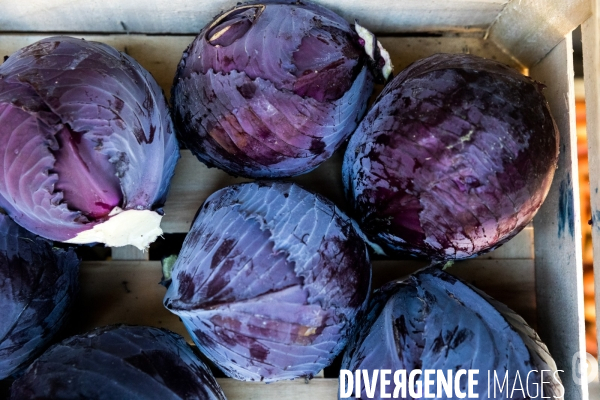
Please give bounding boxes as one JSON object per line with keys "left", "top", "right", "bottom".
{"left": 0, "top": 0, "right": 596, "bottom": 399}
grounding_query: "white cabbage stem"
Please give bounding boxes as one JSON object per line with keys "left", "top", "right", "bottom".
{"left": 65, "top": 207, "right": 163, "bottom": 250}
{"left": 355, "top": 21, "right": 393, "bottom": 80}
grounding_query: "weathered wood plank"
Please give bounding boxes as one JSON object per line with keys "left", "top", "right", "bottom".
{"left": 482, "top": 226, "right": 533, "bottom": 259}
{"left": 161, "top": 149, "right": 534, "bottom": 258}
{"left": 0, "top": 0, "right": 508, "bottom": 34}
{"left": 111, "top": 246, "right": 150, "bottom": 260}
{"left": 75, "top": 259, "right": 536, "bottom": 340}
{"left": 160, "top": 150, "right": 344, "bottom": 232}
{"left": 72, "top": 260, "right": 191, "bottom": 340}
{"left": 590, "top": 381, "right": 600, "bottom": 400}
{"left": 582, "top": 0, "right": 600, "bottom": 375}
{"left": 529, "top": 35, "right": 586, "bottom": 400}
{"left": 0, "top": 34, "right": 522, "bottom": 103}
{"left": 74, "top": 257, "right": 536, "bottom": 398}
{"left": 377, "top": 35, "right": 522, "bottom": 72}
{"left": 371, "top": 259, "right": 536, "bottom": 325}
{"left": 487, "top": 0, "right": 591, "bottom": 68}
{"left": 217, "top": 378, "right": 337, "bottom": 400}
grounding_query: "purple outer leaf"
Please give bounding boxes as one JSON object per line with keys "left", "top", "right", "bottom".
{"left": 341, "top": 267, "right": 562, "bottom": 399}
{"left": 164, "top": 181, "right": 371, "bottom": 382}
{"left": 343, "top": 53, "right": 559, "bottom": 261}
{"left": 10, "top": 325, "right": 226, "bottom": 400}
{"left": 0, "top": 37, "right": 179, "bottom": 242}
{"left": 0, "top": 214, "right": 79, "bottom": 379}
{"left": 172, "top": 0, "right": 374, "bottom": 178}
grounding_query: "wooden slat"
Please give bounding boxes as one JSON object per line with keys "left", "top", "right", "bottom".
{"left": 582, "top": 0, "right": 600, "bottom": 375}
{"left": 162, "top": 150, "right": 534, "bottom": 255}
{"left": 0, "top": 0, "right": 508, "bottom": 35}
{"left": 530, "top": 35, "right": 586, "bottom": 400}
{"left": 0, "top": 34, "right": 522, "bottom": 103}
{"left": 591, "top": 381, "right": 600, "bottom": 399}
{"left": 482, "top": 226, "right": 534, "bottom": 259}
{"left": 111, "top": 246, "right": 150, "bottom": 260}
{"left": 372, "top": 259, "right": 536, "bottom": 325}
{"left": 217, "top": 378, "right": 337, "bottom": 400}
{"left": 161, "top": 149, "right": 535, "bottom": 258}
{"left": 72, "top": 261, "right": 191, "bottom": 340}
{"left": 75, "top": 258, "right": 535, "bottom": 338}
{"left": 72, "top": 257, "right": 535, "bottom": 399}
{"left": 70, "top": 257, "right": 534, "bottom": 398}
{"left": 161, "top": 150, "right": 344, "bottom": 232}
{"left": 487, "top": 0, "right": 591, "bottom": 68}
{"left": 376, "top": 35, "right": 522, "bottom": 72}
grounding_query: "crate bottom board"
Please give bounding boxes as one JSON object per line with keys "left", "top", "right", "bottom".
{"left": 216, "top": 377, "right": 337, "bottom": 399}
{"left": 71, "top": 257, "right": 536, "bottom": 341}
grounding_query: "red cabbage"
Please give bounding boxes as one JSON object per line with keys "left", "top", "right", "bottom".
{"left": 0, "top": 214, "right": 79, "bottom": 379}
{"left": 0, "top": 36, "right": 180, "bottom": 250}
{"left": 172, "top": 0, "right": 391, "bottom": 178}
{"left": 343, "top": 53, "right": 559, "bottom": 261}
{"left": 163, "top": 181, "right": 371, "bottom": 381}
{"left": 10, "top": 325, "right": 226, "bottom": 400}
{"left": 341, "top": 267, "right": 563, "bottom": 399}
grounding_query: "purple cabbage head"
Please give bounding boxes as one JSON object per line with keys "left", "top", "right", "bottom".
{"left": 0, "top": 36, "right": 180, "bottom": 250}
{"left": 10, "top": 325, "right": 226, "bottom": 400}
{"left": 0, "top": 214, "right": 79, "bottom": 379}
{"left": 341, "top": 267, "right": 563, "bottom": 399}
{"left": 172, "top": 0, "right": 391, "bottom": 178}
{"left": 163, "top": 181, "right": 371, "bottom": 381}
{"left": 343, "top": 53, "right": 559, "bottom": 261}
